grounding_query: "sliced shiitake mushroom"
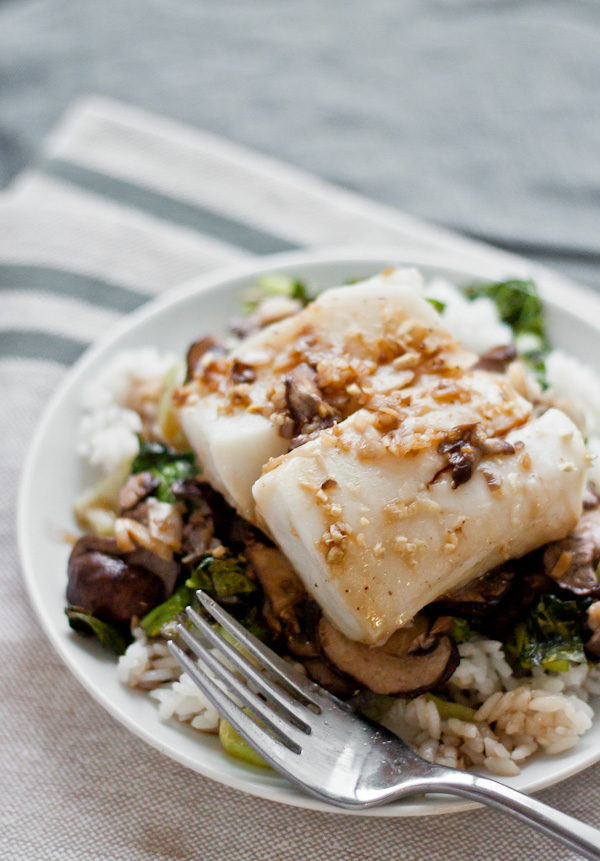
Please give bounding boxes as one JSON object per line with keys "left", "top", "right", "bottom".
{"left": 474, "top": 343, "right": 517, "bottom": 373}
{"left": 283, "top": 363, "right": 337, "bottom": 448}
{"left": 317, "top": 616, "right": 458, "bottom": 696}
{"left": 433, "top": 567, "right": 515, "bottom": 618}
{"left": 303, "top": 658, "right": 359, "bottom": 699}
{"left": 585, "top": 628, "right": 600, "bottom": 660}
{"left": 118, "top": 471, "right": 159, "bottom": 513}
{"left": 245, "top": 542, "right": 306, "bottom": 633}
{"left": 543, "top": 507, "right": 600, "bottom": 597}
{"left": 67, "top": 535, "right": 168, "bottom": 625}
{"left": 245, "top": 541, "right": 320, "bottom": 658}
{"left": 185, "top": 335, "right": 226, "bottom": 381}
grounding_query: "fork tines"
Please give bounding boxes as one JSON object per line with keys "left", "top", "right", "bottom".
{"left": 167, "top": 590, "right": 323, "bottom": 765}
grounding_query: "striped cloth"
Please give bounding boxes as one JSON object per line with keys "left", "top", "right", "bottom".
{"left": 3, "top": 95, "right": 598, "bottom": 860}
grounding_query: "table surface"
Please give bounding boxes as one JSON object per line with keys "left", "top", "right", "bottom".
{"left": 2, "top": 2, "right": 600, "bottom": 859}
{"left": 1, "top": 0, "right": 599, "bottom": 290}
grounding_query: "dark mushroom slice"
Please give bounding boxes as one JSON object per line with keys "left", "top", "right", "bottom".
{"left": 285, "top": 363, "right": 324, "bottom": 425}
{"left": 585, "top": 627, "right": 600, "bottom": 660}
{"left": 186, "top": 482, "right": 253, "bottom": 550}
{"left": 245, "top": 542, "right": 306, "bottom": 630}
{"left": 283, "top": 362, "right": 338, "bottom": 447}
{"left": 433, "top": 425, "right": 516, "bottom": 489}
{"left": 185, "top": 335, "right": 226, "bottom": 381}
{"left": 303, "top": 658, "right": 359, "bottom": 699}
{"left": 543, "top": 508, "right": 600, "bottom": 597}
{"left": 474, "top": 343, "right": 517, "bottom": 373}
{"left": 180, "top": 499, "right": 216, "bottom": 561}
{"left": 124, "top": 546, "right": 179, "bottom": 595}
{"left": 284, "top": 599, "right": 321, "bottom": 659}
{"left": 172, "top": 479, "right": 251, "bottom": 556}
{"left": 67, "top": 535, "right": 167, "bottom": 625}
{"left": 317, "top": 616, "right": 459, "bottom": 697}
{"left": 118, "top": 471, "right": 159, "bottom": 513}
{"left": 432, "top": 567, "right": 515, "bottom": 619}
{"left": 434, "top": 425, "right": 481, "bottom": 488}
{"left": 171, "top": 477, "right": 208, "bottom": 501}
{"left": 244, "top": 541, "right": 320, "bottom": 657}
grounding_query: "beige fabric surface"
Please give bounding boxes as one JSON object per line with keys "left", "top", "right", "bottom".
{"left": 2, "top": 97, "right": 599, "bottom": 860}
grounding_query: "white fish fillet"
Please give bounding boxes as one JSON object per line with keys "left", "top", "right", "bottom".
{"left": 179, "top": 268, "right": 467, "bottom": 521}
{"left": 253, "top": 408, "right": 586, "bottom": 645}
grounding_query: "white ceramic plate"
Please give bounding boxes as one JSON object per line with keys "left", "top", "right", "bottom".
{"left": 18, "top": 247, "right": 600, "bottom": 817}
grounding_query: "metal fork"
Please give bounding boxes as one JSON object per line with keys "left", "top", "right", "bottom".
{"left": 168, "top": 591, "right": 600, "bottom": 859}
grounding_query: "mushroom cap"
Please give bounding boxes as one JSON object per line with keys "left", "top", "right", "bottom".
{"left": 67, "top": 536, "right": 168, "bottom": 624}
{"left": 433, "top": 566, "right": 515, "bottom": 618}
{"left": 317, "top": 616, "right": 458, "bottom": 696}
{"left": 543, "top": 507, "right": 600, "bottom": 597}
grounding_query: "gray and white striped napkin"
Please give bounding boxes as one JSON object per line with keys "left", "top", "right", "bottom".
{"left": 3, "top": 95, "right": 598, "bottom": 861}
{"left": 1, "top": 94, "right": 550, "bottom": 367}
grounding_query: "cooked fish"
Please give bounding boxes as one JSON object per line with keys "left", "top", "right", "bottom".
{"left": 178, "top": 268, "right": 469, "bottom": 521}
{"left": 253, "top": 404, "right": 586, "bottom": 646}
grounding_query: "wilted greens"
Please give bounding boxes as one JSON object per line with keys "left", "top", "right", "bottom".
{"left": 450, "top": 617, "right": 474, "bottom": 645}
{"left": 505, "top": 594, "right": 586, "bottom": 673}
{"left": 426, "top": 694, "right": 476, "bottom": 722}
{"left": 465, "top": 279, "right": 546, "bottom": 344}
{"left": 140, "top": 586, "right": 195, "bottom": 637}
{"left": 242, "top": 274, "right": 312, "bottom": 314}
{"left": 66, "top": 607, "right": 129, "bottom": 655}
{"left": 140, "top": 553, "right": 263, "bottom": 638}
{"left": 186, "top": 554, "right": 256, "bottom": 599}
{"left": 131, "top": 440, "right": 198, "bottom": 503}
{"left": 354, "top": 694, "right": 395, "bottom": 723}
{"left": 465, "top": 278, "right": 549, "bottom": 384}
{"left": 219, "top": 716, "right": 269, "bottom": 768}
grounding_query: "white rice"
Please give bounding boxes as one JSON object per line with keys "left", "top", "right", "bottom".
{"left": 117, "top": 633, "right": 181, "bottom": 690}
{"left": 381, "top": 638, "right": 595, "bottom": 775}
{"left": 546, "top": 349, "right": 600, "bottom": 436}
{"left": 150, "top": 673, "right": 220, "bottom": 732}
{"left": 78, "top": 404, "right": 143, "bottom": 473}
{"left": 78, "top": 346, "right": 175, "bottom": 473}
{"left": 424, "top": 277, "right": 513, "bottom": 355}
{"left": 118, "top": 632, "right": 220, "bottom": 733}
{"left": 544, "top": 349, "right": 600, "bottom": 488}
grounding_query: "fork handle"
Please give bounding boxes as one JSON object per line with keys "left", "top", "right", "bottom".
{"left": 423, "top": 770, "right": 600, "bottom": 859}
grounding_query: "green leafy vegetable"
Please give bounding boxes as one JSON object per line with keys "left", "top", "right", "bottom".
{"left": 354, "top": 694, "right": 395, "bottom": 722}
{"left": 426, "top": 297, "right": 446, "bottom": 314}
{"left": 505, "top": 594, "right": 586, "bottom": 673}
{"left": 465, "top": 278, "right": 549, "bottom": 385}
{"left": 66, "top": 607, "right": 128, "bottom": 655}
{"left": 140, "top": 585, "right": 194, "bottom": 637}
{"left": 219, "top": 717, "right": 269, "bottom": 768}
{"left": 426, "top": 694, "right": 476, "bottom": 722}
{"left": 186, "top": 554, "right": 256, "bottom": 599}
{"left": 242, "top": 274, "right": 312, "bottom": 314}
{"left": 465, "top": 279, "right": 547, "bottom": 344}
{"left": 450, "top": 617, "right": 474, "bottom": 644}
{"left": 141, "top": 554, "right": 258, "bottom": 637}
{"left": 236, "top": 606, "right": 270, "bottom": 642}
{"left": 131, "top": 440, "right": 198, "bottom": 503}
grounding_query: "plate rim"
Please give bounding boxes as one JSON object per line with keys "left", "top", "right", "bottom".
{"left": 17, "top": 245, "right": 600, "bottom": 818}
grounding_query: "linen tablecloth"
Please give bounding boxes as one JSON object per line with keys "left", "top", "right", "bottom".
{"left": 2, "top": 96, "right": 599, "bottom": 860}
